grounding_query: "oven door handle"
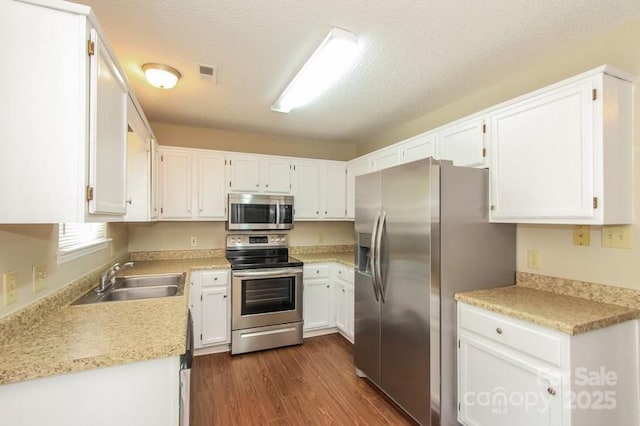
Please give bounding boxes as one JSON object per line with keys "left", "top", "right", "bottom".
{"left": 233, "top": 268, "right": 303, "bottom": 278}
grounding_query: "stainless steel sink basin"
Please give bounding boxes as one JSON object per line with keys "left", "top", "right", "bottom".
{"left": 72, "top": 272, "right": 186, "bottom": 305}
{"left": 105, "top": 285, "right": 179, "bottom": 301}
{"left": 116, "top": 273, "right": 183, "bottom": 288}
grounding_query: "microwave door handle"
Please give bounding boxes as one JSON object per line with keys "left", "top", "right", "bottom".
{"left": 276, "top": 201, "right": 281, "bottom": 225}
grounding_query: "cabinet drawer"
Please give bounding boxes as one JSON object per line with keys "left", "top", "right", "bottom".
{"left": 200, "top": 270, "right": 229, "bottom": 287}
{"left": 304, "top": 265, "right": 330, "bottom": 279}
{"left": 334, "top": 264, "right": 354, "bottom": 283}
{"left": 458, "top": 303, "right": 565, "bottom": 367}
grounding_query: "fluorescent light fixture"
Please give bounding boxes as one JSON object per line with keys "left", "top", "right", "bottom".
{"left": 142, "top": 63, "right": 181, "bottom": 89}
{"left": 271, "top": 28, "right": 359, "bottom": 113}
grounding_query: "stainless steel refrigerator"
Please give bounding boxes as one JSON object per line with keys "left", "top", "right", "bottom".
{"left": 354, "top": 158, "right": 515, "bottom": 426}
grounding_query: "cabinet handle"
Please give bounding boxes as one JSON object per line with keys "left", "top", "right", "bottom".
{"left": 547, "top": 387, "right": 556, "bottom": 396}
{"left": 496, "top": 327, "right": 503, "bottom": 335}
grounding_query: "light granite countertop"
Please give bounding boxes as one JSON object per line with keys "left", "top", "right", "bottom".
{"left": 293, "top": 251, "right": 355, "bottom": 267}
{"left": 0, "top": 257, "right": 229, "bottom": 385}
{"left": 455, "top": 285, "right": 640, "bottom": 335}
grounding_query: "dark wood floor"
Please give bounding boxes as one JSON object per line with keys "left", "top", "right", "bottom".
{"left": 191, "top": 334, "right": 417, "bottom": 425}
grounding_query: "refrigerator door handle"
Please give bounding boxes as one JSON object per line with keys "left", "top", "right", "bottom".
{"left": 370, "top": 211, "right": 381, "bottom": 302}
{"left": 375, "top": 210, "right": 387, "bottom": 303}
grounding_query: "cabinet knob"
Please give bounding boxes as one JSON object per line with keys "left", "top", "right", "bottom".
{"left": 326, "top": 285, "right": 330, "bottom": 288}
{"left": 187, "top": 209, "right": 191, "bottom": 213}
{"left": 325, "top": 211, "right": 327, "bottom": 214}
{"left": 316, "top": 211, "right": 319, "bottom": 214}
{"left": 126, "top": 199, "right": 132, "bottom": 205}
{"left": 223, "top": 295, "right": 227, "bottom": 298}
{"left": 256, "top": 184, "right": 259, "bottom": 187}
{"left": 490, "top": 205, "right": 495, "bottom": 211}
{"left": 496, "top": 327, "right": 503, "bottom": 335}
{"left": 547, "top": 387, "right": 556, "bottom": 396}
{"left": 342, "top": 289, "right": 345, "bottom": 293}
{"left": 266, "top": 184, "right": 269, "bottom": 188}
{"left": 214, "top": 277, "right": 218, "bottom": 281}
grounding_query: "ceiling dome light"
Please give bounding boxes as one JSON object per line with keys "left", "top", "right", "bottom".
{"left": 142, "top": 63, "right": 181, "bottom": 89}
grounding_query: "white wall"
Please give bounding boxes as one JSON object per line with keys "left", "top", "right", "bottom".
{"left": 0, "top": 223, "right": 128, "bottom": 318}
{"left": 127, "top": 221, "right": 355, "bottom": 252}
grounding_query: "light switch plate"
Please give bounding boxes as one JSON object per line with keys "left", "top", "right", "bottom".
{"left": 33, "top": 263, "right": 48, "bottom": 293}
{"left": 602, "top": 225, "right": 632, "bottom": 249}
{"left": 527, "top": 250, "right": 541, "bottom": 269}
{"left": 3, "top": 271, "right": 18, "bottom": 305}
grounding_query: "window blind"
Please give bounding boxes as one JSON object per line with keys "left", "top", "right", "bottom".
{"left": 58, "top": 223, "right": 107, "bottom": 253}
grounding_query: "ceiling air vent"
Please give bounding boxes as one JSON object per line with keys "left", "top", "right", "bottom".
{"left": 196, "top": 63, "right": 217, "bottom": 84}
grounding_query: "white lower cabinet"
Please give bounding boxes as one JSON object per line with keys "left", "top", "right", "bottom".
{"left": 0, "top": 356, "right": 180, "bottom": 426}
{"left": 303, "top": 263, "right": 355, "bottom": 342}
{"left": 303, "top": 264, "right": 335, "bottom": 331}
{"left": 190, "top": 269, "right": 230, "bottom": 349}
{"left": 457, "top": 302, "right": 639, "bottom": 426}
{"left": 334, "top": 264, "right": 355, "bottom": 342}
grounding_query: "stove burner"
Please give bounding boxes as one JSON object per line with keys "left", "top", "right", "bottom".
{"left": 225, "top": 234, "right": 302, "bottom": 270}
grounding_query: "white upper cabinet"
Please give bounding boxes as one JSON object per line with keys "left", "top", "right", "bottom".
{"left": 346, "top": 156, "right": 370, "bottom": 220}
{"left": 227, "top": 154, "right": 292, "bottom": 194}
{"left": 125, "top": 96, "right": 152, "bottom": 222}
{"left": 436, "top": 116, "right": 487, "bottom": 168}
{"left": 369, "top": 146, "right": 401, "bottom": 171}
{"left": 489, "top": 68, "right": 633, "bottom": 224}
{"left": 198, "top": 153, "right": 226, "bottom": 219}
{"left": 0, "top": 1, "right": 129, "bottom": 222}
{"left": 159, "top": 147, "right": 226, "bottom": 220}
{"left": 150, "top": 139, "right": 160, "bottom": 220}
{"left": 293, "top": 160, "right": 347, "bottom": 220}
{"left": 400, "top": 133, "right": 437, "bottom": 164}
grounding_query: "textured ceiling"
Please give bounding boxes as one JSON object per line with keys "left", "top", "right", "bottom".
{"left": 72, "top": 0, "right": 640, "bottom": 144}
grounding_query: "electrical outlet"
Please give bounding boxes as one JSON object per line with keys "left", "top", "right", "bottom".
{"left": 3, "top": 271, "right": 18, "bottom": 305}
{"left": 527, "top": 250, "right": 541, "bottom": 269}
{"left": 190, "top": 236, "right": 198, "bottom": 247}
{"left": 33, "top": 263, "right": 48, "bottom": 293}
{"left": 573, "top": 225, "right": 590, "bottom": 246}
{"left": 318, "top": 234, "right": 324, "bottom": 244}
{"left": 602, "top": 225, "right": 632, "bottom": 249}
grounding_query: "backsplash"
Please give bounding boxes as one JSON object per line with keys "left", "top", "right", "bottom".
{"left": 517, "top": 272, "right": 640, "bottom": 311}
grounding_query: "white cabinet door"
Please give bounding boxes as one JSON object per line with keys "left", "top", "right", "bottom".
{"left": 198, "top": 153, "right": 226, "bottom": 219}
{"left": 335, "top": 280, "right": 347, "bottom": 333}
{"left": 401, "top": 133, "right": 436, "bottom": 163}
{"left": 370, "top": 147, "right": 400, "bottom": 171}
{"left": 436, "top": 117, "right": 486, "bottom": 168}
{"left": 150, "top": 139, "right": 160, "bottom": 220}
{"left": 322, "top": 163, "right": 346, "bottom": 219}
{"left": 200, "top": 286, "right": 230, "bottom": 346}
{"left": 263, "top": 158, "right": 292, "bottom": 193}
{"left": 346, "top": 157, "right": 370, "bottom": 219}
{"left": 293, "top": 162, "right": 321, "bottom": 219}
{"left": 458, "top": 332, "right": 562, "bottom": 426}
{"left": 490, "top": 80, "right": 593, "bottom": 222}
{"left": 125, "top": 96, "right": 151, "bottom": 222}
{"left": 346, "top": 284, "right": 354, "bottom": 340}
{"left": 489, "top": 72, "right": 632, "bottom": 224}
{"left": 160, "top": 149, "right": 193, "bottom": 219}
{"left": 87, "top": 29, "right": 128, "bottom": 216}
{"left": 303, "top": 279, "right": 333, "bottom": 330}
{"left": 229, "top": 155, "right": 261, "bottom": 192}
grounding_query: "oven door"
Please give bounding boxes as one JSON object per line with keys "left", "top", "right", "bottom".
{"left": 232, "top": 267, "right": 303, "bottom": 330}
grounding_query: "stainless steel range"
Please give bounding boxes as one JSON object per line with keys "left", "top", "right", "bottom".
{"left": 226, "top": 233, "right": 303, "bottom": 355}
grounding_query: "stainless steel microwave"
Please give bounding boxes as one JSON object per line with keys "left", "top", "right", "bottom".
{"left": 227, "top": 194, "right": 294, "bottom": 230}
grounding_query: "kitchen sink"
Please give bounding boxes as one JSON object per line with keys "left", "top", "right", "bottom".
{"left": 72, "top": 273, "right": 186, "bottom": 305}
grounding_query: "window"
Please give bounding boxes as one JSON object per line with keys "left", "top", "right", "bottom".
{"left": 57, "top": 223, "right": 110, "bottom": 264}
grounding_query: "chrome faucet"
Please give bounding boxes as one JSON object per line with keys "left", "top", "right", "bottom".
{"left": 96, "top": 261, "right": 134, "bottom": 293}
